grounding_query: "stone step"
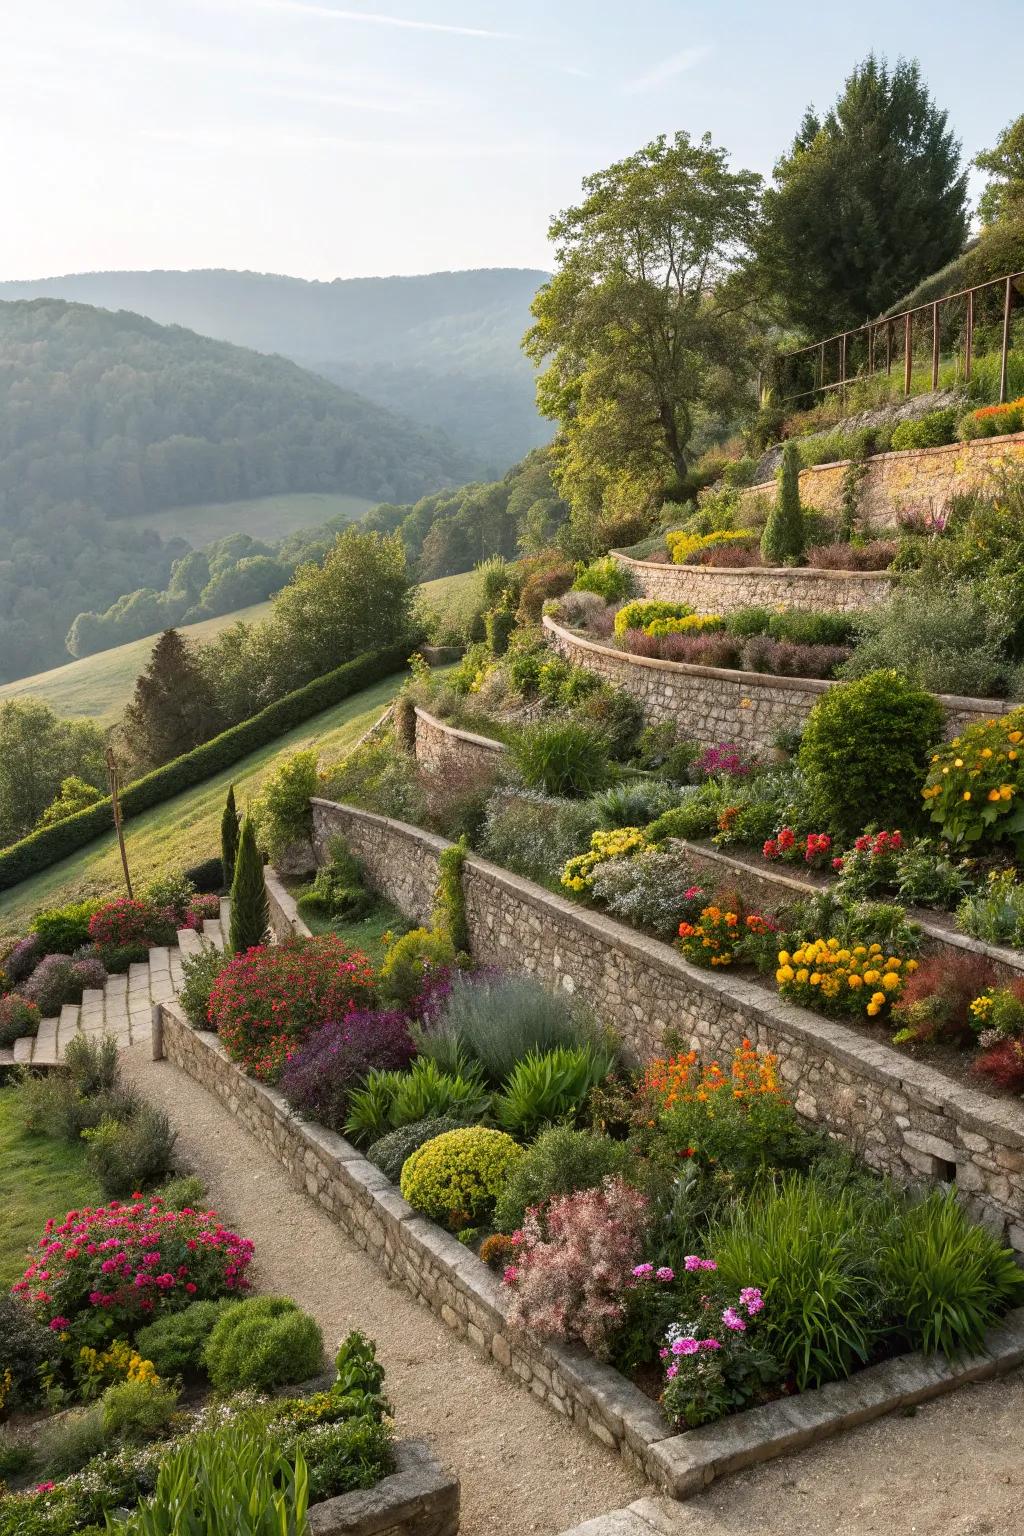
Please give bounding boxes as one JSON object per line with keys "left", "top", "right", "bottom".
{"left": 177, "top": 927, "right": 203, "bottom": 958}
{"left": 203, "top": 917, "right": 224, "bottom": 951}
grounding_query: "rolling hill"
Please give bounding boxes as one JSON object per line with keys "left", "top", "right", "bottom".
{"left": 0, "top": 297, "right": 469, "bottom": 679}
{"left": 0, "top": 268, "right": 552, "bottom": 471}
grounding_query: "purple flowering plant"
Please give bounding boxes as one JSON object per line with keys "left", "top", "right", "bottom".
{"left": 280, "top": 1008, "right": 416, "bottom": 1132}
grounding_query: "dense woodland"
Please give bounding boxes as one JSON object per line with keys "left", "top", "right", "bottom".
{"left": 0, "top": 268, "right": 552, "bottom": 472}
{"left": 0, "top": 299, "right": 468, "bottom": 678}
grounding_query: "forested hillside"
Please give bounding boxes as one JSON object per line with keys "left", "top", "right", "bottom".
{"left": 0, "top": 298, "right": 467, "bottom": 679}
{"left": 0, "top": 268, "right": 552, "bottom": 471}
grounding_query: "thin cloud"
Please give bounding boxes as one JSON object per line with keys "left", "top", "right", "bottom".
{"left": 622, "top": 45, "right": 712, "bottom": 95}
{"left": 246, "top": 1, "right": 518, "bottom": 39}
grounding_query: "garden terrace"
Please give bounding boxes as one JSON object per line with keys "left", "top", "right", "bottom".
{"left": 609, "top": 553, "right": 895, "bottom": 616}
{"left": 541, "top": 615, "right": 1014, "bottom": 753}
{"left": 413, "top": 706, "right": 507, "bottom": 777}
{"left": 307, "top": 798, "right": 1024, "bottom": 1256}
{"left": 735, "top": 431, "right": 1024, "bottom": 528}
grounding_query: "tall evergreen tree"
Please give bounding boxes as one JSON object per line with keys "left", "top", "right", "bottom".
{"left": 757, "top": 55, "right": 968, "bottom": 335}
{"left": 221, "top": 784, "right": 241, "bottom": 889}
{"left": 229, "top": 816, "right": 269, "bottom": 955}
{"left": 122, "top": 629, "right": 223, "bottom": 770}
{"left": 761, "top": 442, "right": 806, "bottom": 565}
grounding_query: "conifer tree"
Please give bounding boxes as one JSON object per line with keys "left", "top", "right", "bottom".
{"left": 221, "top": 784, "right": 240, "bottom": 889}
{"left": 229, "top": 816, "right": 269, "bottom": 954}
{"left": 122, "top": 629, "right": 222, "bottom": 770}
{"left": 760, "top": 441, "right": 805, "bottom": 565}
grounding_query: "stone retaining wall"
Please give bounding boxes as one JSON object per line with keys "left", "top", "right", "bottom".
{"left": 158, "top": 1000, "right": 1024, "bottom": 1499}
{"left": 309, "top": 1440, "right": 459, "bottom": 1536}
{"left": 610, "top": 554, "right": 894, "bottom": 614}
{"left": 310, "top": 798, "right": 1024, "bottom": 1254}
{"left": 413, "top": 708, "right": 506, "bottom": 776}
{"left": 737, "top": 430, "right": 1024, "bottom": 527}
{"left": 542, "top": 615, "right": 1016, "bottom": 751}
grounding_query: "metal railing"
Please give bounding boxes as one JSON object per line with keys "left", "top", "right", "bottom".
{"left": 773, "top": 270, "right": 1024, "bottom": 409}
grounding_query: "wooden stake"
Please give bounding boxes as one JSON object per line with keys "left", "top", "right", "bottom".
{"left": 106, "top": 748, "right": 133, "bottom": 898}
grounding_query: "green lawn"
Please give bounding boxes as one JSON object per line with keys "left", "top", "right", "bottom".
{"left": 0, "top": 602, "right": 274, "bottom": 726}
{"left": 415, "top": 568, "right": 483, "bottom": 629}
{"left": 0, "top": 672, "right": 408, "bottom": 933}
{"left": 0, "top": 1086, "right": 102, "bottom": 1289}
{"left": 286, "top": 881, "right": 411, "bottom": 966}
{"left": 119, "top": 491, "right": 373, "bottom": 549}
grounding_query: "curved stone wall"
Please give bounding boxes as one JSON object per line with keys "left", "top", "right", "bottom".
{"left": 310, "top": 797, "right": 1024, "bottom": 1254}
{"left": 413, "top": 706, "right": 506, "bottom": 774}
{"left": 611, "top": 553, "right": 894, "bottom": 614}
{"left": 542, "top": 615, "right": 1017, "bottom": 751}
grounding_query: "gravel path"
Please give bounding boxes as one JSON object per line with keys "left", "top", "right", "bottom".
{"left": 125, "top": 1047, "right": 1024, "bottom": 1536}
{"left": 123, "top": 1047, "right": 648, "bottom": 1536}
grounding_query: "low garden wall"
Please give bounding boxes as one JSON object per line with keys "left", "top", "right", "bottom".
{"left": 309, "top": 798, "right": 1024, "bottom": 1256}
{"left": 158, "top": 998, "right": 1024, "bottom": 1498}
{"left": 309, "top": 1439, "right": 459, "bottom": 1536}
{"left": 413, "top": 708, "right": 506, "bottom": 775}
{"left": 610, "top": 555, "right": 895, "bottom": 614}
{"left": 737, "top": 430, "right": 1024, "bottom": 527}
{"left": 542, "top": 616, "right": 1017, "bottom": 752}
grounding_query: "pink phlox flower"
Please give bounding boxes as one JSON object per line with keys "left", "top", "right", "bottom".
{"left": 722, "top": 1306, "right": 746, "bottom": 1332}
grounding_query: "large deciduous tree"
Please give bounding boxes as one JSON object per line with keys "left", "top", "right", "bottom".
{"left": 524, "top": 132, "right": 762, "bottom": 553}
{"left": 976, "top": 114, "right": 1024, "bottom": 228}
{"left": 757, "top": 55, "right": 968, "bottom": 335}
{"left": 0, "top": 700, "right": 106, "bottom": 846}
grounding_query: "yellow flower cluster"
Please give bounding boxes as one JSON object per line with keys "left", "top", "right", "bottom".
{"left": 665, "top": 528, "right": 758, "bottom": 565}
{"left": 644, "top": 613, "right": 724, "bottom": 638}
{"left": 921, "top": 710, "right": 1024, "bottom": 849}
{"left": 775, "top": 939, "right": 917, "bottom": 1019}
{"left": 77, "top": 1340, "right": 160, "bottom": 1395}
{"left": 561, "top": 826, "right": 650, "bottom": 892}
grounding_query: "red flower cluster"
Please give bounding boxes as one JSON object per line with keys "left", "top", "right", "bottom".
{"left": 762, "top": 827, "right": 832, "bottom": 869}
{"left": 207, "top": 935, "right": 375, "bottom": 1082}
{"left": 11, "top": 1199, "right": 253, "bottom": 1345}
{"left": 854, "top": 829, "right": 901, "bottom": 855}
{"left": 88, "top": 898, "right": 162, "bottom": 948}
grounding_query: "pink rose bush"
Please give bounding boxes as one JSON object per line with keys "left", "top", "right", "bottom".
{"left": 11, "top": 1198, "right": 253, "bottom": 1348}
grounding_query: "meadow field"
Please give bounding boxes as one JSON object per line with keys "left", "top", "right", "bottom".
{"left": 118, "top": 490, "right": 374, "bottom": 548}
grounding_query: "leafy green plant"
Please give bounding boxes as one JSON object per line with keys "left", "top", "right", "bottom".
{"left": 251, "top": 749, "right": 318, "bottom": 863}
{"left": 344, "top": 1058, "right": 490, "bottom": 1145}
{"left": 879, "top": 1189, "right": 1024, "bottom": 1356}
{"left": 957, "top": 870, "right": 1024, "bottom": 945}
{"left": 433, "top": 838, "right": 470, "bottom": 955}
{"left": 178, "top": 944, "right": 225, "bottom": 1029}
{"left": 590, "top": 779, "right": 682, "bottom": 829}
{"left": 229, "top": 816, "right": 270, "bottom": 954}
{"left": 493, "top": 1125, "right": 629, "bottom": 1233}
{"left": 495, "top": 1044, "right": 614, "bottom": 1139}
{"left": 29, "top": 899, "right": 101, "bottom": 955}
{"left": 840, "top": 582, "right": 1014, "bottom": 698}
{"left": 510, "top": 720, "right": 610, "bottom": 798}
{"left": 767, "top": 610, "right": 855, "bottom": 646}
{"left": 204, "top": 1296, "right": 324, "bottom": 1393}
{"left": 82, "top": 1104, "right": 177, "bottom": 1198}
{"left": 798, "top": 669, "right": 943, "bottom": 839}
{"left": 572, "top": 555, "right": 635, "bottom": 603}
{"left": 760, "top": 441, "right": 805, "bottom": 564}
{"left": 485, "top": 605, "right": 517, "bottom": 657}
{"left": 296, "top": 836, "right": 372, "bottom": 923}
{"left": 399, "top": 1126, "right": 525, "bottom": 1229}
{"left": 101, "top": 1378, "right": 180, "bottom": 1445}
{"left": 890, "top": 407, "right": 958, "bottom": 451}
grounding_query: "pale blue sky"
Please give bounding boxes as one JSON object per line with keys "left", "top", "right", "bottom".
{"left": 3, "top": 0, "right": 1020, "bottom": 281}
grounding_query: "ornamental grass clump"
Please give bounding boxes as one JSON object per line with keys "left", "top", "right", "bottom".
{"left": 503, "top": 1176, "right": 650, "bottom": 1357}
{"left": 510, "top": 720, "right": 610, "bottom": 798}
{"left": 207, "top": 936, "right": 374, "bottom": 1082}
{"left": 400, "top": 1127, "right": 525, "bottom": 1230}
{"left": 418, "top": 971, "right": 589, "bottom": 1084}
{"left": 495, "top": 1043, "right": 614, "bottom": 1140}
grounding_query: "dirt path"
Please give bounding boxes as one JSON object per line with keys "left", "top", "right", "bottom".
{"left": 126, "top": 1046, "right": 1024, "bottom": 1536}
{"left": 123, "top": 1047, "right": 648, "bottom": 1536}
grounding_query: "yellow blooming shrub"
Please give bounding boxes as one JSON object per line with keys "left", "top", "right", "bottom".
{"left": 613, "top": 600, "right": 693, "bottom": 638}
{"left": 644, "top": 613, "right": 725, "bottom": 638}
{"left": 560, "top": 827, "right": 650, "bottom": 892}
{"left": 665, "top": 528, "right": 758, "bottom": 565}
{"left": 775, "top": 939, "right": 917, "bottom": 1019}
{"left": 400, "top": 1127, "right": 525, "bottom": 1230}
{"left": 922, "top": 709, "right": 1024, "bottom": 854}
{"left": 76, "top": 1340, "right": 160, "bottom": 1398}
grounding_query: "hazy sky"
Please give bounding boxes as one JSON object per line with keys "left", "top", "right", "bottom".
{"left": 4, "top": 0, "right": 1020, "bottom": 282}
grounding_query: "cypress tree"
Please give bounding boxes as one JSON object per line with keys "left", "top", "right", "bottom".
{"left": 760, "top": 441, "right": 805, "bottom": 566}
{"left": 229, "top": 816, "right": 269, "bottom": 954}
{"left": 221, "top": 784, "right": 240, "bottom": 888}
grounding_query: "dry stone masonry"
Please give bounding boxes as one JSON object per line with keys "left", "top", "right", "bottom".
{"left": 610, "top": 554, "right": 894, "bottom": 614}
{"left": 413, "top": 708, "right": 506, "bottom": 776}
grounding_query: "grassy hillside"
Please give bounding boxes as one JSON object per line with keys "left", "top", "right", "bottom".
{"left": 0, "top": 602, "right": 274, "bottom": 725}
{"left": 120, "top": 491, "right": 373, "bottom": 549}
{"left": 0, "top": 571, "right": 480, "bottom": 726}
{"left": 0, "top": 672, "right": 407, "bottom": 933}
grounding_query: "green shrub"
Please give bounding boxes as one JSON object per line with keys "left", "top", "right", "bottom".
{"left": 154, "top": 1172, "right": 208, "bottom": 1211}
{"left": 377, "top": 926, "right": 456, "bottom": 1007}
{"left": 400, "top": 1126, "right": 525, "bottom": 1229}
{"left": 251, "top": 750, "right": 317, "bottom": 863}
{"left": 646, "top": 787, "right": 722, "bottom": 842}
{"left": 495, "top": 1044, "right": 614, "bottom": 1139}
{"left": 613, "top": 599, "right": 693, "bottom": 637}
{"left": 29, "top": 900, "right": 101, "bottom": 955}
{"left": 493, "top": 1125, "right": 629, "bottom": 1233}
{"left": 573, "top": 684, "right": 645, "bottom": 763}
{"left": 0, "top": 641, "right": 414, "bottom": 893}
{"left": 890, "top": 407, "right": 958, "bottom": 451}
{"left": 433, "top": 840, "right": 469, "bottom": 955}
{"left": 0, "top": 1427, "right": 33, "bottom": 1480}
{"left": 322, "top": 733, "right": 423, "bottom": 823}
{"left": 345, "top": 1058, "right": 491, "bottom": 1145}
{"left": 722, "top": 456, "right": 758, "bottom": 488}
{"left": 83, "top": 1104, "right": 177, "bottom": 1198}
{"left": 184, "top": 856, "right": 224, "bottom": 894}
{"left": 178, "top": 944, "right": 226, "bottom": 1029}
{"left": 0, "top": 1293, "right": 50, "bottom": 1410}
{"left": 760, "top": 442, "right": 805, "bottom": 565}
{"left": 99, "top": 941, "right": 152, "bottom": 974}
{"left": 839, "top": 582, "right": 1013, "bottom": 698}
{"left": 366, "top": 1115, "right": 474, "bottom": 1184}
{"left": 572, "top": 556, "right": 635, "bottom": 603}
{"left": 421, "top": 972, "right": 591, "bottom": 1085}
{"left": 101, "top": 1378, "right": 180, "bottom": 1445}
{"left": 204, "top": 1296, "right": 324, "bottom": 1393}
{"left": 136, "top": 1300, "right": 236, "bottom": 1378}
{"left": 798, "top": 669, "right": 944, "bottom": 839}
{"left": 878, "top": 1188, "right": 1024, "bottom": 1356}
{"left": 479, "top": 788, "right": 601, "bottom": 884}
{"left": 725, "top": 606, "right": 774, "bottom": 638}
{"left": 510, "top": 720, "right": 610, "bottom": 798}
{"left": 767, "top": 610, "right": 855, "bottom": 646}
{"left": 484, "top": 606, "right": 517, "bottom": 657}
{"left": 297, "top": 836, "right": 372, "bottom": 922}
{"left": 229, "top": 816, "right": 270, "bottom": 955}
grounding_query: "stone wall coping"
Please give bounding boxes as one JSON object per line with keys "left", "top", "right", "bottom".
{"left": 265, "top": 866, "right": 314, "bottom": 941}
{"left": 670, "top": 836, "right": 1024, "bottom": 979}
{"left": 542, "top": 614, "right": 1020, "bottom": 716}
{"left": 307, "top": 1438, "right": 459, "bottom": 1535}
{"left": 414, "top": 706, "right": 507, "bottom": 755}
{"left": 158, "top": 998, "right": 1024, "bottom": 1500}
{"left": 611, "top": 551, "right": 897, "bottom": 583}
{"left": 311, "top": 800, "right": 1024, "bottom": 1154}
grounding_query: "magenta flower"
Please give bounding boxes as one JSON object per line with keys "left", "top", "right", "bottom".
{"left": 740, "top": 1286, "right": 764, "bottom": 1315}
{"left": 722, "top": 1306, "right": 746, "bottom": 1332}
{"left": 655, "top": 1266, "right": 674, "bottom": 1282}
{"left": 631, "top": 1263, "right": 654, "bottom": 1278}
{"left": 670, "top": 1336, "right": 699, "bottom": 1356}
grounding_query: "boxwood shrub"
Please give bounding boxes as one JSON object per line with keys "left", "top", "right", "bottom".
{"left": 0, "top": 640, "right": 415, "bottom": 892}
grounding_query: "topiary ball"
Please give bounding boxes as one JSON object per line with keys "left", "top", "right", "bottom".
{"left": 203, "top": 1295, "right": 324, "bottom": 1392}
{"left": 399, "top": 1126, "right": 525, "bottom": 1230}
{"left": 366, "top": 1115, "right": 473, "bottom": 1185}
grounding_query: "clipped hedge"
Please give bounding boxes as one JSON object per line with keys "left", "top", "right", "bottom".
{"left": 0, "top": 641, "right": 415, "bottom": 892}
